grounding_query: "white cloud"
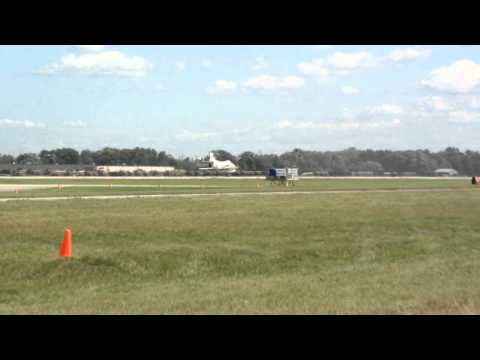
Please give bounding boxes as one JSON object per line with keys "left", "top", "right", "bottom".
{"left": 305, "top": 45, "right": 334, "bottom": 50}
{"left": 388, "top": 47, "right": 431, "bottom": 63}
{"left": 276, "top": 119, "right": 400, "bottom": 130}
{"left": 421, "top": 59, "right": 480, "bottom": 93}
{"left": 369, "top": 104, "right": 404, "bottom": 115}
{"left": 251, "top": 57, "right": 269, "bottom": 71}
{"left": 207, "top": 80, "right": 238, "bottom": 95}
{"left": 341, "top": 86, "right": 360, "bottom": 95}
{"left": 419, "top": 96, "right": 453, "bottom": 111}
{"left": 36, "top": 50, "right": 153, "bottom": 77}
{"left": 327, "top": 51, "right": 379, "bottom": 69}
{"left": 63, "top": 120, "right": 86, "bottom": 128}
{"left": 448, "top": 110, "right": 479, "bottom": 123}
{"left": 298, "top": 59, "right": 330, "bottom": 77}
{"left": 176, "top": 130, "right": 217, "bottom": 141}
{"left": 75, "top": 45, "right": 106, "bottom": 52}
{"left": 206, "top": 75, "right": 305, "bottom": 95}
{"left": 0, "top": 119, "right": 46, "bottom": 128}
{"left": 243, "top": 75, "right": 305, "bottom": 90}
{"left": 300, "top": 48, "right": 430, "bottom": 79}
{"left": 299, "top": 51, "right": 379, "bottom": 77}
{"left": 414, "top": 95, "right": 480, "bottom": 124}
{"left": 155, "top": 83, "right": 165, "bottom": 91}
{"left": 202, "top": 59, "right": 212, "bottom": 68}
{"left": 459, "top": 95, "right": 480, "bottom": 109}
{"left": 175, "top": 61, "right": 186, "bottom": 72}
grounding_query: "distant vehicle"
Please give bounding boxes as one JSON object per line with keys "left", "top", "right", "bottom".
{"left": 267, "top": 168, "right": 299, "bottom": 186}
{"left": 435, "top": 168, "right": 458, "bottom": 177}
{"left": 198, "top": 152, "right": 238, "bottom": 174}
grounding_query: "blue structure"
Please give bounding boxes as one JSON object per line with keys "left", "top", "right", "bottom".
{"left": 267, "top": 168, "right": 299, "bottom": 186}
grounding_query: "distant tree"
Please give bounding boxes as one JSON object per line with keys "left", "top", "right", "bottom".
{"left": 212, "top": 150, "right": 238, "bottom": 164}
{"left": 330, "top": 155, "right": 349, "bottom": 175}
{"left": 462, "top": 151, "right": 475, "bottom": 176}
{"left": 0, "top": 154, "right": 14, "bottom": 164}
{"left": 355, "top": 161, "right": 384, "bottom": 173}
{"left": 467, "top": 151, "right": 480, "bottom": 175}
{"left": 8, "top": 146, "right": 480, "bottom": 175}
{"left": 16, "top": 153, "right": 40, "bottom": 165}
{"left": 129, "top": 147, "right": 157, "bottom": 165}
{"left": 238, "top": 152, "right": 257, "bottom": 171}
{"left": 39, "top": 150, "right": 56, "bottom": 164}
{"left": 157, "top": 151, "right": 178, "bottom": 167}
{"left": 413, "top": 150, "right": 438, "bottom": 175}
{"left": 80, "top": 150, "right": 95, "bottom": 165}
{"left": 93, "top": 148, "right": 118, "bottom": 165}
{"left": 176, "top": 157, "right": 197, "bottom": 172}
{"left": 245, "top": 154, "right": 282, "bottom": 171}
{"left": 439, "top": 147, "right": 465, "bottom": 174}
{"left": 53, "top": 148, "right": 80, "bottom": 164}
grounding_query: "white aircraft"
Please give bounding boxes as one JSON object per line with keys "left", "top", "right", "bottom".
{"left": 199, "top": 152, "right": 238, "bottom": 173}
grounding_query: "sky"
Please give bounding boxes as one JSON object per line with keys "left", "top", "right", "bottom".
{"left": 1, "top": 45, "right": 480, "bottom": 157}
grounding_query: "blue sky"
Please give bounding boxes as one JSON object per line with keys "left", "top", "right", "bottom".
{"left": 1, "top": 45, "right": 480, "bottom": 157}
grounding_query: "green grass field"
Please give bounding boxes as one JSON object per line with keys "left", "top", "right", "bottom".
{"left": 1, "top": 178, "right": 480, "bottom": 314}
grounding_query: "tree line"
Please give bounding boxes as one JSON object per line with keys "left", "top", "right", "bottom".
{"left": 1, "top": 146, "right": 480, "bottom": 175}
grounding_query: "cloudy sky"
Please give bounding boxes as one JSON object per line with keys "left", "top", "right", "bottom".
{"left": 1, "top": 45, "right": 480, "bottom": 157}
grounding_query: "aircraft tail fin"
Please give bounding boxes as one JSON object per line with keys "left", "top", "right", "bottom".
{"left": 209, "top": 152, "right": 216, "bottom": 162}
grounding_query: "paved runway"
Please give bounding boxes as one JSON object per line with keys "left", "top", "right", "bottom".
{"left": 0, "top": 187, "right": 476, "bottom": 202}
{"left": 0, "top": 184, "right": 229, "bottom": 192}
{"left": 0, "top": 184, "right": 58, "bottom": 192}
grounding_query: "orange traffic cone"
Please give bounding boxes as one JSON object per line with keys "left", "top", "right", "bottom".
{"left": 60, "top": 228, "right": 72, "bottom": 258}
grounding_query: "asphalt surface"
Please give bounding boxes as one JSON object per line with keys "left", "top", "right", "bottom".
{"left": 0, "top": 187, "right": 476, "bottom": 203}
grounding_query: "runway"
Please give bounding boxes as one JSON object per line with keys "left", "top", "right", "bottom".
{"left": 0, "top": 184, "right": 229, "bottom": 192}
{"left": 0, "top": 187, "right": 476, "bottom": 203}
{"left": 0, "top": 184, "right": 58, "bottom": 192}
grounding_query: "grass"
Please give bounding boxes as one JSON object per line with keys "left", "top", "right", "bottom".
{"left": 1, "top": 179, "right": 480, "bottom": 314}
